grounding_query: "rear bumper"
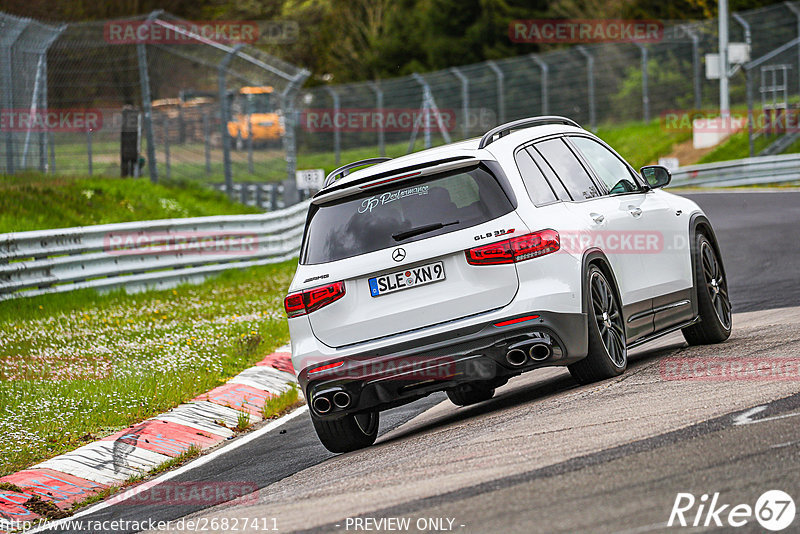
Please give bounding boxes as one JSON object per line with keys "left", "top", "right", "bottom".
{"left": 299, "top": 311, "right": 587, "bottom": 419}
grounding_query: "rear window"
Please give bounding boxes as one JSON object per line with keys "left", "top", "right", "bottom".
{"left": 301, "top": 164, "right": 514, "bottom": 264}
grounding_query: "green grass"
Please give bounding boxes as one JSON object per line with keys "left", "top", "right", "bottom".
{"left": 263, "top": 384, "right": 301, "bottom": 419}
{"left": 0, "top": 260, "right": 296, "bottom": 476}
{"left": 697, "top": 131, "right": 775, "bottom": 164}
{"left": 0, "top": 173, "right": 260, "bottom": 234}
{"left": 594, "top": 119, "right": 692, "bottom": 169}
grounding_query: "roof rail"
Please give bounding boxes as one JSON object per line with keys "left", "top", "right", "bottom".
{"left": 478, "top": 116, "right": 581, "bottom": 149}
{"left": 323, "top": 157, "right": 392, "bottom": 188}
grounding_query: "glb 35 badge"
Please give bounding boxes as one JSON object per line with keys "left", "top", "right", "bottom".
{"left": 474, "top": 228, "right": 515, "bottom": 241}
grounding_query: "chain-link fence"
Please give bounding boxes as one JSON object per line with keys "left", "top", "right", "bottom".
{"left": 0, "top": 11, "right": 309, "bottom": 200}
{"left": 296, "top": 2, "right": 800, "bottom": 163}
{"left": 3, "top": 3, "right": 800, "bottom": 207}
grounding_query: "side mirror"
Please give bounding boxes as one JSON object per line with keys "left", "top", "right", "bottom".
{"left": 640, "top": 165, "right": 671, "bottom": 189}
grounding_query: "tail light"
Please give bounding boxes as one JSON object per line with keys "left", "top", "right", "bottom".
{"left": 466, "top": 229, "right": 559, "bottom": 265}
{"left": 284, "top": 281, "right": 346, "bottom": 317}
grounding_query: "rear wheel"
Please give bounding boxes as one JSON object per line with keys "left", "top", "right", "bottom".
{"left": 446, "top": 383, "right": 495, "bottom": 406}
{"left": 569, "top": 265, "right": 627, "bottom": 384}
{"left": 682, "top": 234, "right": 732, "bottom": 345}
{"left": 311, "top": 411, "right": 379, "bottom": 453}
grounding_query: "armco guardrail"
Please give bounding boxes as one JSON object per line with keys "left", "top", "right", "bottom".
{"left": 669, "top": 153, "right": 800, "bottom": 188}
{"left": 0, "top": 201, "right": 310, "bottom": 301}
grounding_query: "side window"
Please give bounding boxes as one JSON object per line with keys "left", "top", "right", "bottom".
{"left": 526, "top": 147, "right": 571, "bottom": 201}
{"left": 570, "top": 136, "right": 640, "bottom": 195}
{"left": 533, "top": 138, "right": 601, "bottom": 201}
{"left": 514, "top": 148, "right": 557, "bottom": 205}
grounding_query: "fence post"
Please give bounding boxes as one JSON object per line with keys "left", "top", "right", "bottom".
{"left": 163, "top": 116, "right": 171, "bottom": 180}
{"left": 368, "top": 81, "right": 385, "bottom": 155}
{"left": 411, "top": 73, "right": 432, "bottom": 148}
{"left": 203, "top": 111, "right": 211, "bottom": 175}
{"left": 246, "top": 105, "right": 254, "bottom": 174}
{"left": 218, "top": 43, "right": 244, "bottom": 198}
{"left": 530, "top": 55, "right": 549, "bottom": 115}
{"left": 683, "top": 25, "right": 703, "bottom": 109}
{"left": 87, "top": 129, "right": 93, "bottom": 176}
{"left": 325, "top": 86, "right": 341, "bottom": 165}
{"left": 137, "top": 11, "right": 161, "bottom": 184}
{"left": 577, "top": 46, "right": 597, "bottom": 130}
{"left": 37, "top": 25, "right": 65, "bottom": 172}
{"left": 635, "top": 44, "right": 650, "bottom": 123}
{"left": 746, "top": 63, "right": 754, "bottom": 157}
{"left": 787, "top": 2, "right": 800, "bottom": 97}
{"left": 486, "top": 61, "right": 506, "bottom": 124}
{"left": 449, "top": 67, "right": 469, "bottom": 139}
{"left": 281, "top": 70, "right": 309, "bottom": 184}
{"left": 1, "top": 20, "right": 29, "bottom": 174}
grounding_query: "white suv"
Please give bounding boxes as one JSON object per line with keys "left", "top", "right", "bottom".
{"left": 285, "top": 116, "right": 731, "bottom": 453}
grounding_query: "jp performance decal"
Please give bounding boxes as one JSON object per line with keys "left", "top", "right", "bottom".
{"left": 358, "top": 185, "right": 429, "bottom": 213}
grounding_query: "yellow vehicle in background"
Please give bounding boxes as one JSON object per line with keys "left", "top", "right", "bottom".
{"left": 227, "top": 86, "right": 285, "bottom": 149}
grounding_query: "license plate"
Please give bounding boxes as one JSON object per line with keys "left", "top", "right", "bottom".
{"left": 368, "top": 261, "right": 445, "bottom": 297}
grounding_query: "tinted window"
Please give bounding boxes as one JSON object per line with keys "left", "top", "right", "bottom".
{"left": 301, "top": 165, "right": 514, "bottom": 264}
{"left": 533, "top": 138, "right": 601, "bottom": 200}
{"left": 526, "top": 146, "right": 571, "bottom": 201}
{"left": 514, "top": 149, "right": 557, "bottom": 205}
{"left": 570, "top": 136, "right": 639, "bottom": 194}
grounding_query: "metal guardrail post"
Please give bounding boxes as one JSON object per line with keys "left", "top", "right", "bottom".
{"left": 325, "top": 86, "right": 341, "bottom": 165}
{"left": 635, "top": 44, "right": 650, "bottom": 123}
{"left": 486, "top": 61, "right": 505, "bottom": 125}
{"left": 137, "top": 11, "right": 162, "bottom": 184}
{"left": 218, "top": 43, "right": 244, "bottom": 198}
{"left": 368, "top": 81, "right": 385, "bottom": 155}
{"left": 577, "top": 46, "right": 597, "bottom": 130}
{"left": 1, "top": 20, "right": 29, "bottom": 174}
{"left": 449, "top": 67, "right": 469, "bottom": 140}
{"left": 530, "top": 55, "right": 549, "bottom": 115}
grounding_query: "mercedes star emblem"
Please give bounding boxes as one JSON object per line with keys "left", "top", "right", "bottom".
{"left": 392, "top": 248, "right": 406, "bottom": 262}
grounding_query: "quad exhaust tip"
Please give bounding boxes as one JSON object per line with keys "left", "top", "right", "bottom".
{"left": 506, "top": 348, "right": 528, "bottom": 367}
{"left": 332, "top": 391, "right": 352, "bottom": 409}
{"left": 529, "top": 343, "right": 552, "bottom": 361}
{"left": 313, "top": 396, "right": 332, "bottom": 414}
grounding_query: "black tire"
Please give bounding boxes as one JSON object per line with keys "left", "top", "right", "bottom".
{"left": 682, "top": 233, "right": 732, "bottom": 345}
{"left": 568, "top": 265, "right": 627, "bottom": 384}
{"left": 311, "top": 411, "right": 379, "bottom": 453}
{"left": 446, "top": 383, "right": 496, "bottom": 406}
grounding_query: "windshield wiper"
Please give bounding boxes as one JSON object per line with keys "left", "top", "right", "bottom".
{"left": 392, "top": 220, "right": 459, "bottom": 241}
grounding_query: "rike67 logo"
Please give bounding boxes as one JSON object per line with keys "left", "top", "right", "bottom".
{"left": 669, "top": 490, "right": 796, "bottom": 531}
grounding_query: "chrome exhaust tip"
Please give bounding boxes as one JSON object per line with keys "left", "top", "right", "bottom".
{"left": 313, "top": 396, "right": 332, "bottom": 414}
{"left": 332, "top": 391, "right": 351, "bottom": 409}
{"left": 528, "top": 343, "right": 552, "bottom": 361}
{"left": 506, "top": 348, "right": 527, "bottom": 367}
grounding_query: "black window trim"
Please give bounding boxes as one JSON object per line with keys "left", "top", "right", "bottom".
{"left": 562, "top": 134, "right": 647, "bottom": 195}
{"left": 512, "top": 146, "right": 562, "bottom": 207}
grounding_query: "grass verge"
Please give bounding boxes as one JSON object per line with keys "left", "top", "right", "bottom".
{"left": 0, "top": 260, "right": 295, "bottom": 477}
{"left": 0, "top": 173, "right": 259, "bottom": 234}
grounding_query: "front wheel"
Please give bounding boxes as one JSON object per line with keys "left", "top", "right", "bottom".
{"left": 568, "top": 265, "right": 627, "bottom": 384}
{"left": 311, "top": 411, "right": 379, "bottom": 453}
{"left": 682, "top": 234, "right": 732, "bottom": 345}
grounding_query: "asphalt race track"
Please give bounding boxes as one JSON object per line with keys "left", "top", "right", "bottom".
{"left": 42, "top": 190, "right": 800, "bottom": 534}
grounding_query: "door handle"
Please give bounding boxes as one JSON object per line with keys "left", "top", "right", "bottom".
{"left": 590, "top": 212, "right": 605, "bottom": 224}
{"left": 628, "top": 207, "right": 642, "bottom": 217}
